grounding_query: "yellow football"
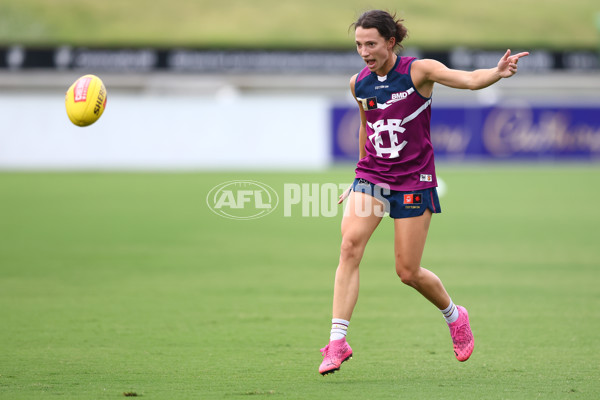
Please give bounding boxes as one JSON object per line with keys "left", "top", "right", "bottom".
{"left": 65, "top": 75, "right": 107, "bottom": 127}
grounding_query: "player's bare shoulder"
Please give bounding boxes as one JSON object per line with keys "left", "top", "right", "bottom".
{"left": 349, "top": 73, "right": 359, "bottom": 97}
{"left": 411, "top": 59, "right": 444, "bottom": 97}
{"left": 411, "top": 59, "right": 445, "bottom": 81}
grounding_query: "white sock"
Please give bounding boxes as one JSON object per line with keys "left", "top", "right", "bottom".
{"left": 330, "top": 318, "right": 350, "bottom": 341}
{"left": 441, "top": 300, "right": 459, "bottom": 324}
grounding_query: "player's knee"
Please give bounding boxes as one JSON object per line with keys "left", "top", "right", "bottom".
{"left": 396, "top": 266, "right": 419, "bottom": 287}
{"left": 397, "top": 271, "right": 414, "bottom": 286}
{"left": 340, "top": 236, "right": 364, "bottom": 262}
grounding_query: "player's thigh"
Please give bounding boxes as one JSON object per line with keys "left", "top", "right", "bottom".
{"left": 393, "top": 209, "right": 432, "bottom": 270}
{"left": 341, "top": 191, "right": 383, "bottom": 246}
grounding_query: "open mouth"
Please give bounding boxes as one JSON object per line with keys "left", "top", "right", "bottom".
{"left": 364, "top": 59, "right": 376, "bottom": 69}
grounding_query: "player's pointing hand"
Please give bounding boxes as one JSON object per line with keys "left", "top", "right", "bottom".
{"left": 497, "top": 49, "right": 529, "bottom": 78}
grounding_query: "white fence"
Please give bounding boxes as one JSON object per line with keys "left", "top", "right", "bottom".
{"left": 0, "top": 93, "right": 330, "bottom": 170}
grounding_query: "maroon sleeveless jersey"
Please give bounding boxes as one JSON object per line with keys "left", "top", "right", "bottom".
{"left": 354, "top": 56, "right": 437, "bottom": 191}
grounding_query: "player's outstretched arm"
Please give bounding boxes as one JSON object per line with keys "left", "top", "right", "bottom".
{"left": 413, "top": 49, "right": 529, "bottom": 93}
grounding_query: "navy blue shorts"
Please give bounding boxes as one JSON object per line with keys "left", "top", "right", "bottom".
{"left": 351, "top": 178, "right": 441, "bottom": 219}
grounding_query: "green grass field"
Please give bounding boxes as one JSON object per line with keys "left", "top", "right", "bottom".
{"left": 1, "top": 0, "right": 598, "bottom": 49}
{"left": 1, "top": 166, "right": 599, "bottom": 399}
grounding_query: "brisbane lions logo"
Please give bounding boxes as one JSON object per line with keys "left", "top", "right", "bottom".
{"left": 367, "top": 119, "right": 407, "bottom": 159}
{"left": 366, "top": 99, "right": 433, "bottom": 159}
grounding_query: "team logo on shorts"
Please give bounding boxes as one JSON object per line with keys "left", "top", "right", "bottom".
{"left": 403, "top": 193, "right": 422, "bottom": 205}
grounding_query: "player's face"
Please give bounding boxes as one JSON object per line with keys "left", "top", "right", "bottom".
{"left": 355, "top": 27, "right": 395, "bottom": 76}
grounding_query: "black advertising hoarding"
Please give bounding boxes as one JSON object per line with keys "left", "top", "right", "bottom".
{"left": 1, "top": 46, "right": 598, "bottom": 73}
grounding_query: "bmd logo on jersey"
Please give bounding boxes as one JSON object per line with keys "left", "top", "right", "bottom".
{"left": 207, "top": 180, "right": 279, "bottom": 220}
{"left": 391, "top": 91, "right": 408, "bottom": 101}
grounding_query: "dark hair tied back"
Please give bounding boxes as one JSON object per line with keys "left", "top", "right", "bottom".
{"left": 352, "top": 10, "right": 408, "bottom": 52}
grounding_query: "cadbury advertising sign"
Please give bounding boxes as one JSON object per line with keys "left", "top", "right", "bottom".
{"left": 331, "top": 104, "right": 600, "bottom": 161}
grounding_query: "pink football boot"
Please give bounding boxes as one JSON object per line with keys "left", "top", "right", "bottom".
{"left": 448, "top": 305, "right": 474, "bottom": 361}
{"left": 319, "top": 338, "right": 353, "bottom": 375}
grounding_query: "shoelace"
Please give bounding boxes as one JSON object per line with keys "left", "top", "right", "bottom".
{"left": 450, "top": 323, "right": 472, "bottom": 346}
{"left": 320, "top": 345, "right": 329, "bottom": 357}
{"left": 321, "top": 343, "right": 351, "bottom": 361}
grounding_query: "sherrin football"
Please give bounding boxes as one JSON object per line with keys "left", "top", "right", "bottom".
{"left": 65, "top": 74, "right": 107, "bottom": 127}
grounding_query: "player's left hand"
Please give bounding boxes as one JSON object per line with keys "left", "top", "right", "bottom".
{"left": 338, "top": 185, "right": 352, "bottom": 204}
{"left": 497, "top": 49, "right": 529, "bottom": 78}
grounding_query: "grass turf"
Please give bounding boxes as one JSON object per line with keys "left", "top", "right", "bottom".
{"left": 0, "top": 0, "right": 598, "bottom": 49}
{"left": 0, "top": 166, "right": 599, "bottom": 399}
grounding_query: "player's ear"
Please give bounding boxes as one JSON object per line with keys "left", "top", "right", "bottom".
{"left": 387, "top": 37, "right": 396, "bottom": 51}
